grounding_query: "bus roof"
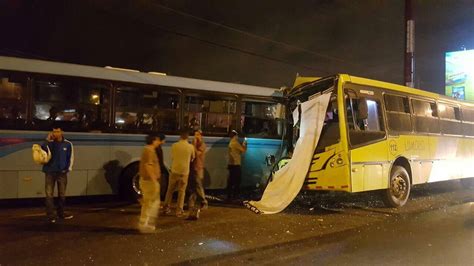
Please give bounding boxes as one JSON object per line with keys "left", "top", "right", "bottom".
{"left": 0, "top": 56, "right": 280, "bottom": 97}
{"left": 342, "top": 74, "right": 474, "bottom": 106}
{"left": 292, "top": 76, "right": 322, "bottom": 88}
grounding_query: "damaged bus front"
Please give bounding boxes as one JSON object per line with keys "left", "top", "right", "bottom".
{"left": 286, "top": 75, "right": 352, "bottom": 193}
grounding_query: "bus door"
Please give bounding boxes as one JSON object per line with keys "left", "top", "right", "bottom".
{"left": 305, "top": 92, "right": 351, "bottom": 191}
{"left": 344, "top": 86, "right": 389, "bottom": 192}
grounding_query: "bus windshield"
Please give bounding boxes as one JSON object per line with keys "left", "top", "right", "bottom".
{"left": 287, "top": 77, "right": 338, "bottom": 153}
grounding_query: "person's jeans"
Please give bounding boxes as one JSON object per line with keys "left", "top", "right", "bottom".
{"left": 139, "top": 179, "right": 160, "bottom": 226}
{"left": 227, "top": 165, "right": 241, "bottom": 200}
{"left": 163, "top": 173, "right": 189, "bottom": 214}
{"left": 45, "top": 172, "right": 68, "bottom": 219}
{"left": 188, "top": 169, "right": 207, "bottom": 214}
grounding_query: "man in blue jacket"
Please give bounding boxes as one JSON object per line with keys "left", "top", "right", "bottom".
{"left": 42, "top": 126, "right": 74, "bottom": 223}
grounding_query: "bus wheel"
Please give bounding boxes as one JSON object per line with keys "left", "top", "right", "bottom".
{"left": 383, "top": 166, "right": 411, "bottom": 208}
{"left": 460, "top": 177, "right": 474, "bottom": 188}
{"left": 119, "top": 162, "right": 141, "bottom": 201}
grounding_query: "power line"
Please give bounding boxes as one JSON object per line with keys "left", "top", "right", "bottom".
{"left": 145, "top": 23, "right": 327, "bottom": 72}
{"left": 94, "top": 3, "right": 332, "bottom": 73}
{"left": 0, "top": 48, "right": 57, "bottom": 61}
{"left": 153, "top": 2, "right": 362, "bottom": 67}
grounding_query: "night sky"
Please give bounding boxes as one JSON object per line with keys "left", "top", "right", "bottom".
{"left": 1, "top": 0, "right": 474, "bottom": 94}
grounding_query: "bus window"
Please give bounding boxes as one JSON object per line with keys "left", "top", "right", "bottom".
{"left": 33, "top": 79, "right": 109, "bottom": 131}
{"left": 384, "top": 94, "right": 412, "bottom": 133}
{"left": 315, "top": 94, "right": 340, "bottom": 153}
{"left": 411, "top": 99, "right": 440, "bottom": 134}
{"left": 346, "top": 93, "right": 386, "bottom": 147}
{"left": 115, "top": 86, "right": 179, "bottom": 132}
{"left": 0, "top": 72, "right": 27, "bottom": 129}
{"left": 438, "top": 103, "right": 462, "bottom": 135}
{"left": 461, "top": 108, "right": 474, "bottom": 136}
{"left": 184, "top": 94, "right": 236, "bottom": 135}
{"left": 241, "top": 100, "right": 285, "bottom": 138}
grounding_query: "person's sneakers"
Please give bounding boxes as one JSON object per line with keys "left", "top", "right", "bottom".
{"left": 138, "top": 223, "right": 156, "bottom": 233}
{"left": 162, "top": 207, "right": 172, "bottom": 215}
{"left": 186, "top": 215, "right": 198, "bottom": 221}
{"left": 175, "top": 211, "right": 185, "bottom": 218}
{"left": 59, "top": 214, "right": 74, "bottom": 220}
{"left": 186, "top": 209, "right": 200, "bottom": 221}
{"left": 48, "top": 218, "right": 57, "bottom": 224}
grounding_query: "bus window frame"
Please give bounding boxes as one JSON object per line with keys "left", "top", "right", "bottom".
{"left": 342, "top": 83, "right": 387, "bottom": 149}
{"left": 30, "top": 73, "right": 113, "bottom": 132}
{"left": 460, "top": 106, "right": 474, "bottom": 137}
{"left": 382, "top": 92, "right": 414, "bottom": 135}
{"left": 410, "top": 97, "right": 441, "bottom": 135}
{"left": 0, "top": 70, "right": 29, "bottom": 129}
{"left": 182, "top": 89, "right": 238, "bottom": 137}
{"left": 314, "top": 91, "right": 340, "bottom": 153}
{"left": 112, "top": 82, "right": 182, "bottom": 134}
{"left": 437, "top": 101, "right": 463, "bottom": 136}
{"left": 2, "top": 68, "right": 285, "bottom": 138}
{"left": 240, "top": 96, "right": 286, "bottom": 139}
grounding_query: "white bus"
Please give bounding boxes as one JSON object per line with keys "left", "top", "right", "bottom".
{"left": 0, "top": 56, "right": 285, "bottom": 200}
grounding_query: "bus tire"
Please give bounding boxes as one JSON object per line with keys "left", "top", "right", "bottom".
{"left": 460, "top": 177, "right": 474, "bottom": 188}
{"left": 120, "top": 163, "right": 169, "bottom": 202}
{"left": 383, "top": 166, "right": 411, "bottom": 208}
{"left": 119, "top": 162, "right": 141, "bottom": 202}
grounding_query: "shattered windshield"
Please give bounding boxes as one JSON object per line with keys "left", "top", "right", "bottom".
{"left": 287, "top": 77, "right": 338, "bottom": 153}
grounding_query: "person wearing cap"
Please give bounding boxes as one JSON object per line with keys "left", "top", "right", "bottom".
{"left": 187, "top": 129, "right": 208, "bottom": 220}
{"left": 227, "top": 130, "right": 247, "bottom": 201}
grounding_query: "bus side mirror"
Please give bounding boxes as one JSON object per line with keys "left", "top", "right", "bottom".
{"left": 357, "top": 98, "right": 368, "bottom": 120}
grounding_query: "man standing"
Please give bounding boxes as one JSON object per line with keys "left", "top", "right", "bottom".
{"left": 187, "top": 130, "right": 208, "bottom": 220}
{"left": 227, "top": 130, "right": 246, "bottom": 201}
{"left": 42, "top": 126, "right": 74, "bottom": 223}
{"left": 163, "top": 129, "right": 195, "bottom": 217}
{"left": 138, "top": 133, "right": 165, "bottom": 233}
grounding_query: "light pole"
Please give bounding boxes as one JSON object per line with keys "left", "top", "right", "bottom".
{"left": 404, "top": 0, "right": 415, "bottom": 88}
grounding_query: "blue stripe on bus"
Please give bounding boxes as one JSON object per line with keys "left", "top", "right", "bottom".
{"left": 0, "top": 132, "right": 282, "bottom": 158}
{"left": 0, "top": 137, "right": 281, "bottom": 147}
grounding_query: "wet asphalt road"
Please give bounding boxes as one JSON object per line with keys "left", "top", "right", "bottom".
{"left": 0, "top": 181, "right": 473, "bottom": 265}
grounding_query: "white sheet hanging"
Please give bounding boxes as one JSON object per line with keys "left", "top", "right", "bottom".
{"left": 292, "top": 105, "right": 300, "bottom": 126}
{"left": 244, "top": 92, "right": 331, "bottom": 214}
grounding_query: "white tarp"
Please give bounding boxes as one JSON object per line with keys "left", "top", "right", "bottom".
{"left": 292, "top": 105, "right": 300, "bottom": 126}
{"left": 244, "top": 92, "right": 331, "bottom": 214}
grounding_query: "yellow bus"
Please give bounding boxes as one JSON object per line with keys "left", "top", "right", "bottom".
{"left": 286, "top": 74, "right": 474, "bottom": 207}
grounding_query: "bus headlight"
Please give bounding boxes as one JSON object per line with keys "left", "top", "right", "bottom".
{"left": 329, "top": 154, "right": 344, "bottom": 168}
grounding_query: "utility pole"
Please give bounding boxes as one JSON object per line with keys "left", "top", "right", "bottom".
{"left": 404, "top": 0, "right": 415, "bottom": 88}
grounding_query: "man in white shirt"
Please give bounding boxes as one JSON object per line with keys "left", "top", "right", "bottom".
{"left": 163, "top": 129, "right": 195, "bottom": 217}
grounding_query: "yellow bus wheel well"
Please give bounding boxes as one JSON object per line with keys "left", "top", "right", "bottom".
{"left": 392, "top": 157, "right": 412, "bottom": 185}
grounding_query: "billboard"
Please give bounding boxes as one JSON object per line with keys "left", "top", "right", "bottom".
{"left": 445, "top": 49, "right": 474, "bottom": 101}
